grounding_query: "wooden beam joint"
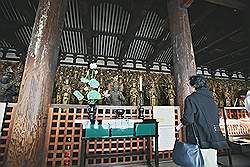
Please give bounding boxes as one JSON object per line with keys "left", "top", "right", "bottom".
{"left": 181, "top": 0, "right": 193, "bottom": 8}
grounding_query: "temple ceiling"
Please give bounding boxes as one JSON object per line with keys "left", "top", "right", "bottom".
{"left": 0, "top": 0, "right": 250, "bottom": 76}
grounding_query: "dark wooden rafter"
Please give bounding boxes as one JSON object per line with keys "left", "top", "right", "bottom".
{"left": 118, "top": 0, "right": 153, "bottom": 68}
{"left": 181, "top": 0, "right": 193, "bottom": 8}
{"left": 0, "top": 9, "right": 27, "bottom": 50}
{"left": 241, "top": 67, "right": 250, "bottom": 76}
{"left": 11, "top": 0, "right": 36, "bottom": 24}
{"left": 0, "top": 0, "right": 249, "bottom": 76}
{"left": 189, "top": 3, "right": 217, "bottom": 53}
{"left": 228, "top": 59, "right": 250, "bottom": 73}
{"left": 63, "top": 27, "right": 160, "bottom": 45}
{"left": 204, "top": 0, "right": 247, "bottom": 11}
{"left": 190, "top": 4, "right": 217, "bottom": 27}
{"left": 78, "top": 0, "right": 93, "bottom": 63}
{"left": 149, "top": 0, "right": 167, "bottom": 18}
{"left": 204, "top": 46, "right": 248, "bottom": 66}
{"left": 218, "top": 10, "right": 250, "bottom": 73}
{"left": 141, "top": 1, "right": 171, "bottom": 66}
{"left": 209, "top": 7, "right": 250, "bottom": 73}
{"left": 145, "top": 30, "right": 171, "bottom": 66}
{"left": 220, "top": 56, "right": 250, "bottom": 70}
{"left": 196, "top": 28, "right": 242, "bottom": 55}
{"left": 0, "top": 19, "right": 30, "bottom": 30}
{"left": 209, "top": 47, "right": 249, "bottom": 70}
{"left": 239, "top": 8, "right": 250, "bottom": 75}
{"left": 0, "top": 29, "right": 27, "bottom": 54}
{"left": 92, "top": 30, "right": 158, "bottom": 44}
{"left": 194, "top": 2, "right": 249, "bottom": 75}
{"left": 197, "top": 39, "right": 247, "bottom": 65}
{"left": 143, "top": 0, "right": 172, "bottom": 66}
{"left": 0, "top": 0, "right": 34, "bottom": 55}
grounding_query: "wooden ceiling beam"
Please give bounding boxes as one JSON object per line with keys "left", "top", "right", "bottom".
{"left": 196, "top": 28, "right": 241, "bottom": 55}
{"left": 181, "top": 0, "right": 193, "bottom": 8}
{"left": 204, "top": 0, "right": 247, "bottom": 11}
{"left": 92, "top": 31, "right": 158, "bottom": 44}
{"left": 241, "top": 68, "right": 250, "bottom": 76}
{"left": 228, "top": 59, "right": 250, "bottom": 74}
{"left": 118, "top": 0, "right": 153, "bottom": 68}
{"left": 11, "top": 0, "right": 36, "bottom": 24}
{"left": 209, "top": 47, "right": 249, "bottom": 70}
{"left": 191, "top": 5, "right": 217, "bottom": 26}
{"left": 0, "top": 19, "right": 31, "bottom": 30}
{"left": 221, "top": 56, "right": 250, "bottom": 70}
{"left": 63, "top": 27, "right": 158, "bottom": 44}
{"left": 201, "top": 45, "right": 248, "bottom": 66}
{"left": 224, "top": 54, "right": 250, "bottom": 70}
{"left": 0, "top": 19, "right": 32, "bottom": 55}
{"left": 0, "top": 28, "right": 27, "bottom": 53}
{"left": 145, "top": 30, "right": 171, "bottom": 65}
{"left": 79, "top": 0, "right": 93, "bottom": 63}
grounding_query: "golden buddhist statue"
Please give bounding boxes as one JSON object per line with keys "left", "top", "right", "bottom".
{"left": 62, "top": 78, "right": 71, "bottom": 104}
{"left": 148, "top": 81, "right": 158, "bottom": 106}
{"left": 167, "top": 84, "right": 175, "bottom": 106}
{"left": 129, "top": 81, "right": 139, "bottom": 106}
{"left": 224, "top": 87, "right": 232, "bottom": 107}
{"left": 212, "top": 87, "right": 219, "bottom": 106}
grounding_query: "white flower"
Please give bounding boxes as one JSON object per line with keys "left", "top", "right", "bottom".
{"left": 103, "top": 90, "right": 110, "bottom": 98}
{"left": 95, "top": 70, "right": 98, "bottom": 75}
{"left": 90, "top": 63, "right": 97, "bottom": 69}
{"left": 84, "top": 86, "right": 89, "bottom": 91}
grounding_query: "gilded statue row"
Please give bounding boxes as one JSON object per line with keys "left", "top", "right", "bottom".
{"left": 54, "top": 65, "right": 249, "bottom": 107}
{"left": 0, "top": 63, "right": 24, "bottom": 102}
{"left": 207, "top": 79, "right": 248, "bottom": 107}
{"left": 1, "top": 62, "right": 249, "bottom": 107}
{"left": 54, "top": 65, "right": 176, "bottom": 106}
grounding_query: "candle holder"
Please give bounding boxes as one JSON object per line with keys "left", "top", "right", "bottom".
{"left": 138, "top": 90, "right": 144, "bottom": 119}
{"left": 87, "top": 104, "right": 97, "bottom": 124}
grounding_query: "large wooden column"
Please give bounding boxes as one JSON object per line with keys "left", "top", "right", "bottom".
{"left": 4, "top": 0, "right": 67, "bottom": 167}
{"left": 167, "top": 0, "right": 196, "bottom": 111}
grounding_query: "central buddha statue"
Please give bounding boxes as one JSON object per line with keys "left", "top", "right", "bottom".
{"left": 107, "top": 82, "right": 126, "bottom": 106}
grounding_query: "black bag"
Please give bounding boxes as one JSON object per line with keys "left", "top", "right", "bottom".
{"left": 172, "top": 124, "right": 204, "bottom": 167}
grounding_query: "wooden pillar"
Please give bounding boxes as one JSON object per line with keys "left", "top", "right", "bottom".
{"left": 4, "top": 0, "right": 67, "bottom": 167}
{"left": 167, "top": 0, "right": 196, "bottom": 112}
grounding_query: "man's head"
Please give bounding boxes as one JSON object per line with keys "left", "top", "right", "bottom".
{"left": 189, "top": 75, "right": 208, "bottom": 91}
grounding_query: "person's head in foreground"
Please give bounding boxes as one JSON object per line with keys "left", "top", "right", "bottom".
{"left": 188, "top": 74, "right": 208, "bottom": 93}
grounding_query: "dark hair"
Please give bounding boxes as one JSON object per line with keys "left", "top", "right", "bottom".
{"left": 189, "top": 75, "right": 208, "bottom": 90}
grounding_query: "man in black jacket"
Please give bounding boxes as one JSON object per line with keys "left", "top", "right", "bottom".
{"left": 182, "top": 75, "right": 228, "bottom": 167}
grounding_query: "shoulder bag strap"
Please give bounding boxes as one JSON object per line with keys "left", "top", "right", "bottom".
{"left": 191, "top": 124, "right": 200, "bottom": 146}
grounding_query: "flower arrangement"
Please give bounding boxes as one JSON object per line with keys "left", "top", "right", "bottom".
{"left": 73, "top": 63, "right": 102, "bottom": 105}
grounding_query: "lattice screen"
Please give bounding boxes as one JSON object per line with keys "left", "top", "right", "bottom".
{"left": 45, "top": 105, "right": 154, "bottom": 166}
{"left": 0, "top": 103, "right": 16, "bottom": 166}
{"left": 0, "top": 104, "right": 182, "bottom": 166}
{"left": 220, "top": 107, "right": 249, "bottom": 137}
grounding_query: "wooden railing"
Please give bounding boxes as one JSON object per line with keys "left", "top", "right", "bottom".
{"left": 0, "top": 104, "right": 181, "bottom": 166}
{"left": 0, "top": 103, "right": 17, "bottom": 166}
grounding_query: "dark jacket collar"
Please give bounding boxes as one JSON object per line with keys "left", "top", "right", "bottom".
{"left": 193, "top": 87, "right": 213, "bottom": 98}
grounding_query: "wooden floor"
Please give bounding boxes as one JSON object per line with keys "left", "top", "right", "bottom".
{"left": 93, "top": 160, "right": 179, "bottom": 167}
{"left": 91, "top": 154, "right": 250, "bottom": 167}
